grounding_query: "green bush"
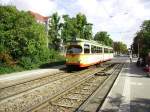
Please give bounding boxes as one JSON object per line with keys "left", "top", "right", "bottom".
{"left": 0, "top": 6, "right": 48, "bottom": 62}
{"left": 0, "top": 65, "right": 24, "bottom": 75}
{"left": 0, "top": 6, "right": 65, "bottom": 75}
{"left": 19, "top": 57, "right": 33, "bottom": 69}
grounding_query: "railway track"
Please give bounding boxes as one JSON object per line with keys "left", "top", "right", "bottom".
{"left": 31, "top": 63, "right": 123, "bottom": 112}
{"left": 77, "top": 64, "right": 123, "bottom": 112}
{"left": 0, "top": 67, "right": 101, "bottom": 100}
{"left": 0, "top": 64, "right": 111, "bottom": 112}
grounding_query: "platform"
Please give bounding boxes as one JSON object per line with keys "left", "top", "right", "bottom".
{"left": 99, "top": 59, "right": 150, "bottom": 112}
{"left": 0, "top": 65, "right": 64, "bottom": 89}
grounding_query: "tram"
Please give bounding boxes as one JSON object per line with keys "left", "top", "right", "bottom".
{"left": 66, "top": 38, "right": 113, "bottom": 68}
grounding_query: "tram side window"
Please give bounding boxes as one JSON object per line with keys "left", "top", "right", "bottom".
{"left": 91, "top": 45, "right": 94, "bottom": 53}
{"left": 99, "top": 47, "right": 102, "bottom": 53}
{"left": 108, "top": 49, "right": 111, "bottom": 53}
{"left": 110, "top": 49, "right": 113, "bottom": 53}
{"left": 91, "top": 45, "right": 96, "bottom": 53}
{"left": 95, "top": 46, "right": 97, "bottom": 53}
{"left": 96, "top": 47, "right": 98, "bottom": 53}
{"left": 94, "top": 46, "right": 97, "bottom": 53}
{"left": 104, "top": 48, "right": 108, "bottom": 53}
{"left": 91, "top": 46, "right": 102, "bottom": 53}
{"left": 97, "top": 47, "right": 100, "bottom": 53}
{"left": 84, "top": 44, "right": 90, "bottom": 53}
{"left": 96, "top": 47, "right": 99, "bottom": 53}
{"left": 97, "top": 47, "right": 102, "bottom": 53}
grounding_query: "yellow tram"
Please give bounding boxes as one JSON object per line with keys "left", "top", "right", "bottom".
{"left": 66, "top": 38, "right": 113, "bottom": 68}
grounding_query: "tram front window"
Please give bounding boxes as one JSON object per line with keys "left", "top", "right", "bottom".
{"left": 67, "top": 45, "right": 82, "bottom": 54}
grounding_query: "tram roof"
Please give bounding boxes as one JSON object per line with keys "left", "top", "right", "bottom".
{"left": 67, "top": 38, "right": 113, "bottom": 49}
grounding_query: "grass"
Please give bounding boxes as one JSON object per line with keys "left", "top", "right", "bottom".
{"left": 0, "top": 65, "right": 24, "bottom": 75}
{"left": 0, "top": 60, "right": 65, "bottom": 75}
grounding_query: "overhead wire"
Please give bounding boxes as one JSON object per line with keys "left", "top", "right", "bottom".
{"left": 104, "top": 0, "right": 143, "bottom": 34}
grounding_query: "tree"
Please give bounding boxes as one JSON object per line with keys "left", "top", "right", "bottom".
{"left": 75, "top": 13, "right": 93, "bottom": 40}
{"left": 132, "top": 20, "right": 150, "bottom": 58}
{"left": 113, "top": 42, "right": 128, "bottom": 54}
{"left": 48, "top": 12, "right": 63, "bottom": 50}
{"left": 94, "top": 31, "right": 113, "bottom": 46}
{"left": 132, "top": 32, "right": 144, "bottom": 56}
{"left": 61, "top": 13, "right": 93, "bottom": 43}
{"left": 83, "top": 23, "right": 93, "bottom": 40}
{"left": 0, "top": 6, "right": 49, "bottom": 67}
{"left": 61, "top": 14, "right": 76, "bottom": 43}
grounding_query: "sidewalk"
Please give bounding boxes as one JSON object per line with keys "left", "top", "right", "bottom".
{"left": 0, "top": 65, "right": 64, "bottom": 89}
{"left": 99, "top": 60, "right": 150, "bottom": 112}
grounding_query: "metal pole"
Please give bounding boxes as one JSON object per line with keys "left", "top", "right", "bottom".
{"left": 138, "top": 40, "right": 139, "bottom": 58}
{"left": 45, "top": 18, "right": 49, "bottom": 48}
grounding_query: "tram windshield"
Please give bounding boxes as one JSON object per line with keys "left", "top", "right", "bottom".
{"left": 67, "top": 45, "right": 82, "bottom": 54}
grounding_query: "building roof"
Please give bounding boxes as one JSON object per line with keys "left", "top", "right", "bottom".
{"left": 29, "top": 11, "right": 49, "bottom": 22}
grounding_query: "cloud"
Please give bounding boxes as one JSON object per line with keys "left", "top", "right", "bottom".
{"left": 16, "top": 0, "right": 58, "bottom": 16}
{"left": 0, "top": 0, "right": 63, "bottom": 16}
{"left": 0, "top": 0, "right": 150, "bottom": 47}
{"left": 76, "top": 0, "right": 150, "bottom": 47}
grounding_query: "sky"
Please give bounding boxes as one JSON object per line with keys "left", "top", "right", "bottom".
{"left": 1, "top": 0, "right": 150, "bottom": 47}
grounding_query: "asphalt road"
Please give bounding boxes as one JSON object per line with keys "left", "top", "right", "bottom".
{"left": 100, "top": 56, "right": 150, "bottom": 112}
{"left": 109, "top": 56, "right": 130, "bottom": 63}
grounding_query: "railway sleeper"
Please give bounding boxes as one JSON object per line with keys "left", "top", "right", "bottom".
{"left": 73, "top": 91, "right": 91, "bottom": 96}
{"left": 52, "top": 98, "right": 82, "bottom": 108}
{"left": 82, "top": 84, "right": 98, "bottom": 88}
{"left": 63, "top": 93, "right": 88, "bottom": 100}
{"left": 94, "top": 72, "right": 109, "bottom": 76}
{"left": 48, "top": 104, "right": 75, "bottom": 112}
{"left": 61, "top": 97, "right": 85, "bottom": 102}
{"left": 95, "top": 64, "right": 119, "bottom": 76}
{"left": 76, "top": 64, "right": 123, "bottom": 112}
{"left": 51, "top": 66, "right": 115, "bottom": 111}
{"left": 30, "top": 64, "right": 115, "bottom": 112}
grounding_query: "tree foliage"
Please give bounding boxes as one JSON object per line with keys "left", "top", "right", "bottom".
{"left": 0, "top": 6, "right": 54, "bottom": 69}
{"left": 48, "top": 12, "right": 63, "bottom": 50}
{"left": 61, "top": 13, "right": 92, "bottom": 43}
{"left": 48, "top": 13, "right": 116, "bottom": 50}
{"left": 1, "top": 6, "right": 119, "bottom": 74}
{"left": 48, "top": 13, "right": 93, "bottom": 50}
{"left": 94, "top": 31, "right": 113, "bottom": 46}
{"left": 113, "top": 41, "right": 128, "bottom": 54}
{"left": 132, "top": 20, "right": 150, "bottom": 58}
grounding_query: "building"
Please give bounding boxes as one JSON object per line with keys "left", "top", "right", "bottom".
{"left": 29, "top": 11, "right": 49, "bottom": 34}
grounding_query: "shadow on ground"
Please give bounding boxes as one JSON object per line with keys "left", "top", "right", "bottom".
{"left": 122, "top": 62, "right": 148, "bottom": 78}
{"left": 99, "top": 93, "right": 124, "bottom": 112}
{"left": 100, "top": 94, "right": 150, "bottom": 112}
{"left": 39, "top": 61, "right": 87, "bottom": 72}
{"left": 130, "top": 98, "right": 150, "bottom": 112}
{"left": 39, "top": 61, "right": 65, "bottom": 69}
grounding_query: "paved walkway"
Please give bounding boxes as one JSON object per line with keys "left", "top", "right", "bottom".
{"left": 99, "top": 60, "right": 150, "bottom": 112}
{"left": 0, "top": 65, "right": 64, "bottom": 88}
